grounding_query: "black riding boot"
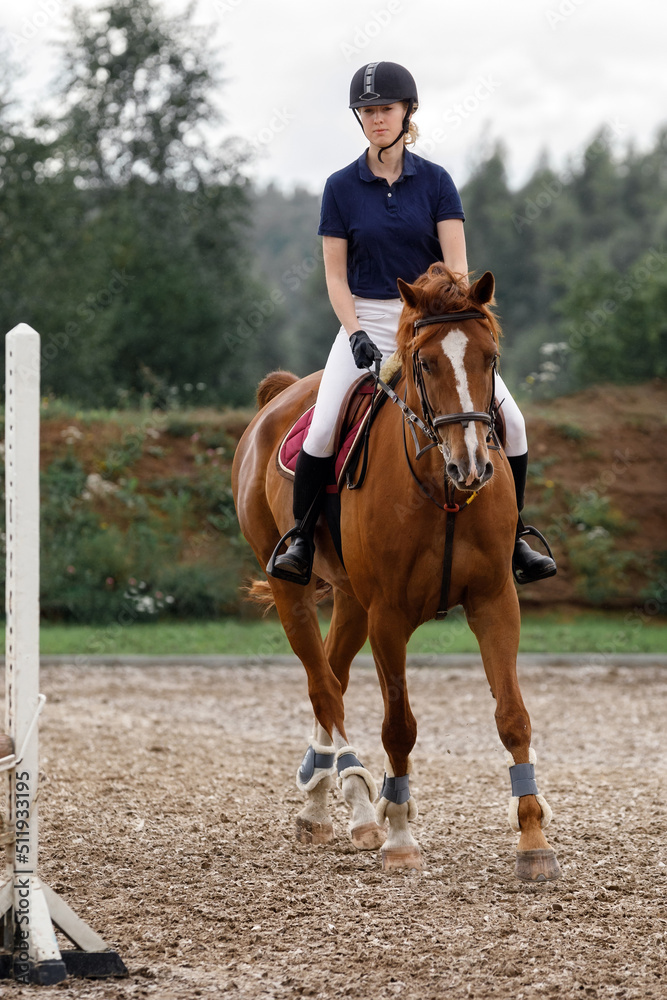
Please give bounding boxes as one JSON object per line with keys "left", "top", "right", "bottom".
{"left": 267, "top": 449, "right": 332, "bottom": 586}
{"left": 508, "top": 453, "right": 557, "bottom": 585}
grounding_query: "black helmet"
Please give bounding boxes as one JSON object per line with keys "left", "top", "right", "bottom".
{"left": 349, "top": 61, "right": 418, "bottom": 109}
{"left": 349, "top": 62, "right": 418, "bottom": 160}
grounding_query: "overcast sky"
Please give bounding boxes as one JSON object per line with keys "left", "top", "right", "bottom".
{"left": 2, "top": 0, "right": 665, "bottom": 194}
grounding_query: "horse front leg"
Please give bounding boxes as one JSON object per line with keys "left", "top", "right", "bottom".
{"left": 293, "top": 718, "right": 383, "bottom": 849}
{"left": 294, "top": 719, "right": 336, "bottom": 845}
{"left": 466, "top": 581, "right": 560, "bottom": 882}
{"left": 269, "top": 583, "right": 347, "bottom": 846}
{"left": 323, "top": 589, "right": 386, "bottom": 850}
{"left": 278, "top": 583, "right": 381, "bottom": 849}
{"left": 368, "top": 609, "right": 422, "bottom": 871}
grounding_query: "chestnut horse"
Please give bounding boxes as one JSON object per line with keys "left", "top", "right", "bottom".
{"left": 232, "top": 266, "right": 559, "bottom": 880}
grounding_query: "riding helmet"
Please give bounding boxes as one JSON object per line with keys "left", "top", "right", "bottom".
{"left": 349, "top": 61, "right": 419, "bottom": 109}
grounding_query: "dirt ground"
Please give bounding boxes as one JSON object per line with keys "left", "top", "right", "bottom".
{"left": 1, "top": 659, "right": 666, "bottom": 1000}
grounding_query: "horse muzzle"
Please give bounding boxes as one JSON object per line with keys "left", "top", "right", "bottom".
{"left": 445, "top": 455, "right": 494, "bottom": 492}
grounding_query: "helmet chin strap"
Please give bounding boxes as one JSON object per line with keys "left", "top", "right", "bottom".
{"left": 378, "top": 99, "right": 414, "bottom": 163}
{"left": 352, "top": 99, "right": 415, "bottom": 164}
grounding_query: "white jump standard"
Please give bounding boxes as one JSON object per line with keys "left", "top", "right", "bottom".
{"left": 0, "top": 324, "right": 127, "bottom": 984}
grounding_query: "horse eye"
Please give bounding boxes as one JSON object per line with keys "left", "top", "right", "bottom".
{"left": 420, "top": 359, "right": 431, "bottom": 374}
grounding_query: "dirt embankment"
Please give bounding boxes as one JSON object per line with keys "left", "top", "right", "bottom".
{"left": 519, "top": 380, "right": 667, "bottom": 605}
{"left": 37, "top": 381, "right": 667, "bottom": 607}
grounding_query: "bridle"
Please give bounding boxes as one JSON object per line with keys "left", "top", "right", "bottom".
{"left": 347, "top": 308, "right": 502, "bottom": 490}
{"left": 410, "top": 309, "right": 500, "bottom": 455}
{"left": 405, "top": 307, "right": 501, "bottom": 621}
{"left": 346, "top": 306, "right": 503, "bottom": 620}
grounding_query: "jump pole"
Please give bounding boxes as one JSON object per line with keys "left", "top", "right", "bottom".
{"left": 0, "top": 324, "right": 127, "bottom": 983}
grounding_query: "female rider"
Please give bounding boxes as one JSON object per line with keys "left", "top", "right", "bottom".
{"left": 269, "top": 61, "right": 556, "bottom": 588}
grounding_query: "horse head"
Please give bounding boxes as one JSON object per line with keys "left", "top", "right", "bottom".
{"left": 397, "top": 266, "right": 500, "bottom": 493}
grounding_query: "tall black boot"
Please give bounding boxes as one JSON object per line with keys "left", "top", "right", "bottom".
{"left": 266, "top": 449, "right": 332, "bottom": 586}
{"left": 507, "top": 453, "right": 557, "bottom": 585}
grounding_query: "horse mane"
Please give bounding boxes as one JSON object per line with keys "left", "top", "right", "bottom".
{"left": 396, "top": 264, "right": 502, "bottom": 362}
{"left": 256, "top": 370, "right": 299, "bottom": 409}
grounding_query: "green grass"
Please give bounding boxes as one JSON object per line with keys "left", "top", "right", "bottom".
{"left": 10, "top": 608, "right": 666, "bottom": 658}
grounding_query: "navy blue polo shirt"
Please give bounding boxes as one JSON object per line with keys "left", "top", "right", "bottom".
{"left": 318, "top": 149, "right": 465, "bottom": 299}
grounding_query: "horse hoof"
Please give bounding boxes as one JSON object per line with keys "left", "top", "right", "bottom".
{"left": 515, "top": 848, "right": 561, "bottom": 882}
{"left": 351, "top": 822, "right": 386, "bottom": 851}
{"left": 295, "top": 817, "right": 334, "bottom": 846}
{"left": 381, "top": 846, "right": 423, "bottom": 871}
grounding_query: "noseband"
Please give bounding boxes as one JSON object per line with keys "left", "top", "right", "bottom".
{"left": 411, "top": 310, "right": 498, "bottom": 446}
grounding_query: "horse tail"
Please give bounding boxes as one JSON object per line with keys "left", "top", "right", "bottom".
{"left": 245, "top": 577, "right": 333, "bottom": 612}
{"left": 257, "top": 370, "right": 299, "bottom": 409}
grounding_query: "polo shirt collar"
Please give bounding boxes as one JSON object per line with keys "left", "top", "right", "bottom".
{"left": 357, "top": 149, "right": 417, "bottom": 183}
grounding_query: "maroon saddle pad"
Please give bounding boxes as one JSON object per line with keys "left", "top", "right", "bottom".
{"left": 277, "top": 375, "right": 379, "bottom": 491}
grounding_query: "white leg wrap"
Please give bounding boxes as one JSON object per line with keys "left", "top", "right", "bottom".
{"left": 296, "top": 739, "right": 337, "bottom": 793}
{"left": 505, "top": 747, "right": 552, "bottom": 831}
{"left": 335, "top": 745, "right": 377, "bottom": 802}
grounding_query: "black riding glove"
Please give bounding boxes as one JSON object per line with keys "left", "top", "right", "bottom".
{"left": 349, "top": 330, "right": 381, "bottom": 369}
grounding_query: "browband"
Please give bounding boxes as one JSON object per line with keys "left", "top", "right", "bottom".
{"left": 413, "top": 310, "right": 486, "bottom": 331}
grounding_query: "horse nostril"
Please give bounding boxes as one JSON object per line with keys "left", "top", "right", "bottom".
{"left": 484, "top": 461, "right": 494, "bottom": 480}
{"left": 446, "top": 462, "right": 462, "bottom": 482}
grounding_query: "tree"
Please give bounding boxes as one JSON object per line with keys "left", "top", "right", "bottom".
{"left": 0, "top": 0, "right": 277, "bottom": 406}
{"left": 51, "top": 0, "right": 231, "bottom": 188}
{"left": 557, "top": 249, "right": 667, "bottom": 388}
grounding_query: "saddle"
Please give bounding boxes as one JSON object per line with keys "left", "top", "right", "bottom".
{"left": 277, "top": 373, "right": 388, "bottom": 492}
{"left": 275, "top": 363, "right": 506, "bottom": 569}
{"left": 277, "top": 361, "right": 507, "bottom": 494}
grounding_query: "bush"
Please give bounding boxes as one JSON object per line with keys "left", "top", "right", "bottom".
{"left": 564, "top": 495, "right": 637, "bottom": 605}
{"left": 157, "top": 562, "right": 241, "bottom": 619}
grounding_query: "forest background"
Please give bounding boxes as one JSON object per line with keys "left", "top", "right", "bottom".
{"left": 0, "top": 0, "right": 665, "bottom": 626}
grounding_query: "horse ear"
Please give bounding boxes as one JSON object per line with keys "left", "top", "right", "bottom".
{"left": 397, "top": 277, "right": 420, "bottom": 308}
{"left": 469, "top": 271, "right": 495, "bottom": 306}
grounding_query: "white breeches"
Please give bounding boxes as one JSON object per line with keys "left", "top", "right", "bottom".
{"left": 303, "top": 296, "right": 528, "bottom": 459}
{"left": 494, "top": 372, "right": 527, "bottom": 457}
{"left": 304, "top": 297, "right": 404, "bottom": 458}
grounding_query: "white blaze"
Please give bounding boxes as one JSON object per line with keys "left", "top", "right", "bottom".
{"left": 440, "top": 328, "right": 479, "bottom": 481}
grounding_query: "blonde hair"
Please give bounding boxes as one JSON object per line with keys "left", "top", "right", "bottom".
{"left": 402, "top": 101, "right": 419, "bottom": 147}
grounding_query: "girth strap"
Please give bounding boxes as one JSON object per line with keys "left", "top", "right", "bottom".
{"left": 436, "top": 505, "right": 457, "bottom": 621}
